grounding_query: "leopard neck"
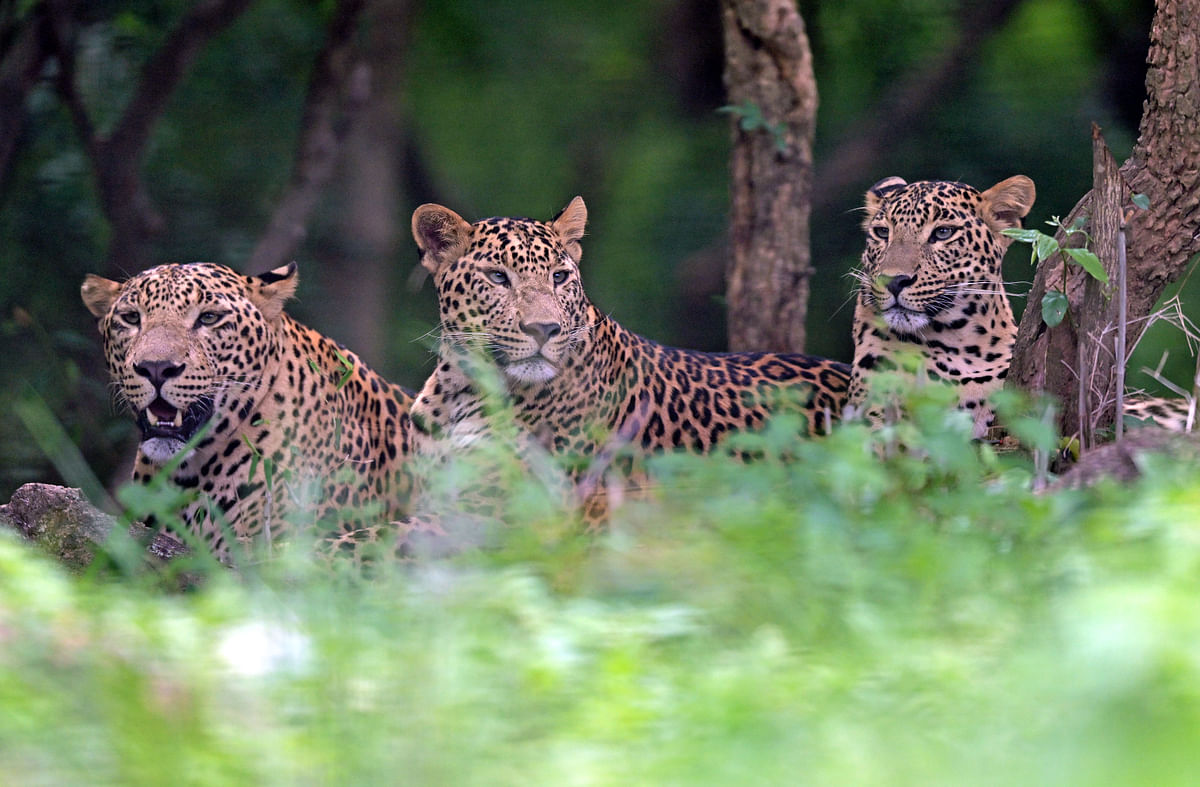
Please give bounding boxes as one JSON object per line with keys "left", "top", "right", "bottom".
{"left": 851, "top": 282, "right": 1015, "bottom": 388}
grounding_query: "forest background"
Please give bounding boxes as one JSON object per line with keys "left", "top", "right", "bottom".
{"left": 1, "top": 0, "right": 1189, "bottom": 498}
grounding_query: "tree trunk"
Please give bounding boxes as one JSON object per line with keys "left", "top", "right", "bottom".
{"left": 720, "top": 0, "right": 816, "bottom": 353}
{"left": 1008, "top": 0, "right": 1200, "bottom": 441}
{"left": 0, "top": 4, "right": 51, "bottom": 192}
{"left": 319, "top": 0, "right": 416, "bottom": 367}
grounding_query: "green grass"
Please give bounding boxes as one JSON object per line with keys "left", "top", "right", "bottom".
{"left": 4, "top": 388, "right": 1200, "bottom": 785}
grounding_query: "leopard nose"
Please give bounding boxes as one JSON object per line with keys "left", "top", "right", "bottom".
{"left": 134, "top": 360, "right": 186, "bottom": 389}
{"left": 876, "top": 274, "right": 916, "bottom": 297}
{"left": 520, "top": 321, "right": 562, "bottom": 346}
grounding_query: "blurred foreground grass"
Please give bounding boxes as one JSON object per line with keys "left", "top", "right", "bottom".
{"left": 3, "top": 389, "right": 1200, "bottom": 785}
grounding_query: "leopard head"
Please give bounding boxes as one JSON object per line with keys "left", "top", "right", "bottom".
{"left": 412, "top": 197, "right": 590, "bottom": 388}
{"left": 857, "top": 175, "right": 1036, "bottom": 334}
{"left": 81, "top": 262, "right": 298, "bottom": 464}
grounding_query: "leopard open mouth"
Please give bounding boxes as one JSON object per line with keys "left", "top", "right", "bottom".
{"left": 135, "top": 396, "right": 214, "bottom": 443}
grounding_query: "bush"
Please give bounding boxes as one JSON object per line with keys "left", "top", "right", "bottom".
{"left": 3, "top": 388, "right": 1199, "bottom": 785}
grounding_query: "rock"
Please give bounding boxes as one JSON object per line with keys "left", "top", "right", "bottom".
{"left": 1050, "top": 427, "right": 1200, "bottom": 490}
{"left": 0, "top": 482, "right": 189, "bottom": 572}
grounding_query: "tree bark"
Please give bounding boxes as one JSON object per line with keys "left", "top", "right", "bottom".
{"left": 1008, "top": 0, "right": 1200, "bottom": 441}
{"left": 720, "top": 0, "right": 817, "bottom": 353}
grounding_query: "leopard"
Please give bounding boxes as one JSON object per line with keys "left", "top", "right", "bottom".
{"left": 1120, "top": 391, "right": 1196, "bottom": 431}
{"left": 81, "top": 261, "right": 420, "bottom": 564}
{"left": 844, "top": 175, "right": 1195, "bottom": 438}
{"left": 844, "top": 175, "right": 1037, "bottom": 437}
{"left": 408, "top": 196, "right": 852, "bottom": 516}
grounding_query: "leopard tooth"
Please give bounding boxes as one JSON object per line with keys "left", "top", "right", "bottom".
{"left": 173, "top": 409, "right": 184, "bottom": 427}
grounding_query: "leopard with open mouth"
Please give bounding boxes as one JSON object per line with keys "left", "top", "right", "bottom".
{"left": 82, "top": 262, "right": 419, "bottom": 563}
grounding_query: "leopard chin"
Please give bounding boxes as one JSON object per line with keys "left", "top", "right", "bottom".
{"left": 140, "top": 436, "right": 193, "bottom": 464}
{"left": 503, "top": 356, "right": 559, "bottom": 385}
{"left": 883, "top": 307, "right": 930, "bottom": 334}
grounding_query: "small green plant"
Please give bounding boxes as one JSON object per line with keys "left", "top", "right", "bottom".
{"left": 717, "top": 101, "right": 788, "bottom": 153}
{"left": 1004, "top": 215, "right": 1106, "bottom": 328}
{"left": 1004, "top": 194, "right": 1150, "bottom": 328}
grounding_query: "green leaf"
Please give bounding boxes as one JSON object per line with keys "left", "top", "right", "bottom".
{"left": 241, "top": 434, "right": 261, "bottom": 483}
{"left": 1001, "top": 228, "right": 1042, "bottom": 244}
{"left": 1064, "top": 247, "right": 1109, "bottom": 283}
{"left": 1034, "top": 233, "right": 1060, "bottom": 262}
{"left": 717, "top": 102, "right": 786, "bottom": 152}
{"left": 1131, "top": 193, "right": 1150, "bottom": 211}
{"left": 1042, "top": 290, "right": 1068, "bottom": 327}
{"left": 333, "top": 349, "right": 354, "bottom": 390}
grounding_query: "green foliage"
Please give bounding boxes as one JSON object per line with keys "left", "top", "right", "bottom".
{"left": 5, "top": 382, "right": 1200, "bottom": 783}
{"left": 717, "top": 102, "right": 788, "bottom": 153}
{"left": 1005, "top": 215, "right": 1112, "bottom": 329}
{"left": 1041, "top": 288, "right": 1070, "bottom": 328}
{"left": 1004, "top": 216, "right": 1108, "bottom": 284}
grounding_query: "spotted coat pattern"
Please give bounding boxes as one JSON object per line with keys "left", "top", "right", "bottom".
{"left": 82, "top": 262, "right": 418, "bottom": 563}
{"left": 845, "top": 176, "right": 1037, "bottom": 436}
{"left": 409, "top": 197, "right": 851, "bottom": 511}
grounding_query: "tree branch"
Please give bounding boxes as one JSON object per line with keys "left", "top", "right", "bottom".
{"left": 44, "top": 0, "right": 253, "bottom": 271}
{"left": 812, "top": 0, "right": 1024, "bottom": 211}
{"left": 247, "top": 0, "right": 369, "bottom": 273}
{"left": 103, "top": 0, "right": 254, "bottom": 165}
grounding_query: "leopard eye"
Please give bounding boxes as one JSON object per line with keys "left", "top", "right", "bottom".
{"left": 195, "top": 310, "right": 224, "bottom": 328}
{"left": 552, "top": 270, "right": 569, "bottom": 285}
{"left": 872, "top": 226, "right": 889, "bottom": 241}
{"left": 118, "top": 310, "right": 141, "bottom": 327}
{"left": 931, "top": 226, "right": 955, "bottom": 242}
{"left": 486, "top": 269, "right": 510, "bottom": 286}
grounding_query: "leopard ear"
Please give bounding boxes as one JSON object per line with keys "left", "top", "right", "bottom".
{"left": 980, "top": 175, "right": 1036, "bottom": 235}
{"left": 551, "top": 196, "right": 587, "bottom": 262}
{"left": 412, "top": 204, "right": 473, "bottom": 275}
{"left": 251, "top": 261, "right": 299, "bottom": 321}
{"left": 863, "top": 177, "right": 906, "bottom": 227}
{"left": 81, "top": 274, "right": 123, "bottom": 318}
